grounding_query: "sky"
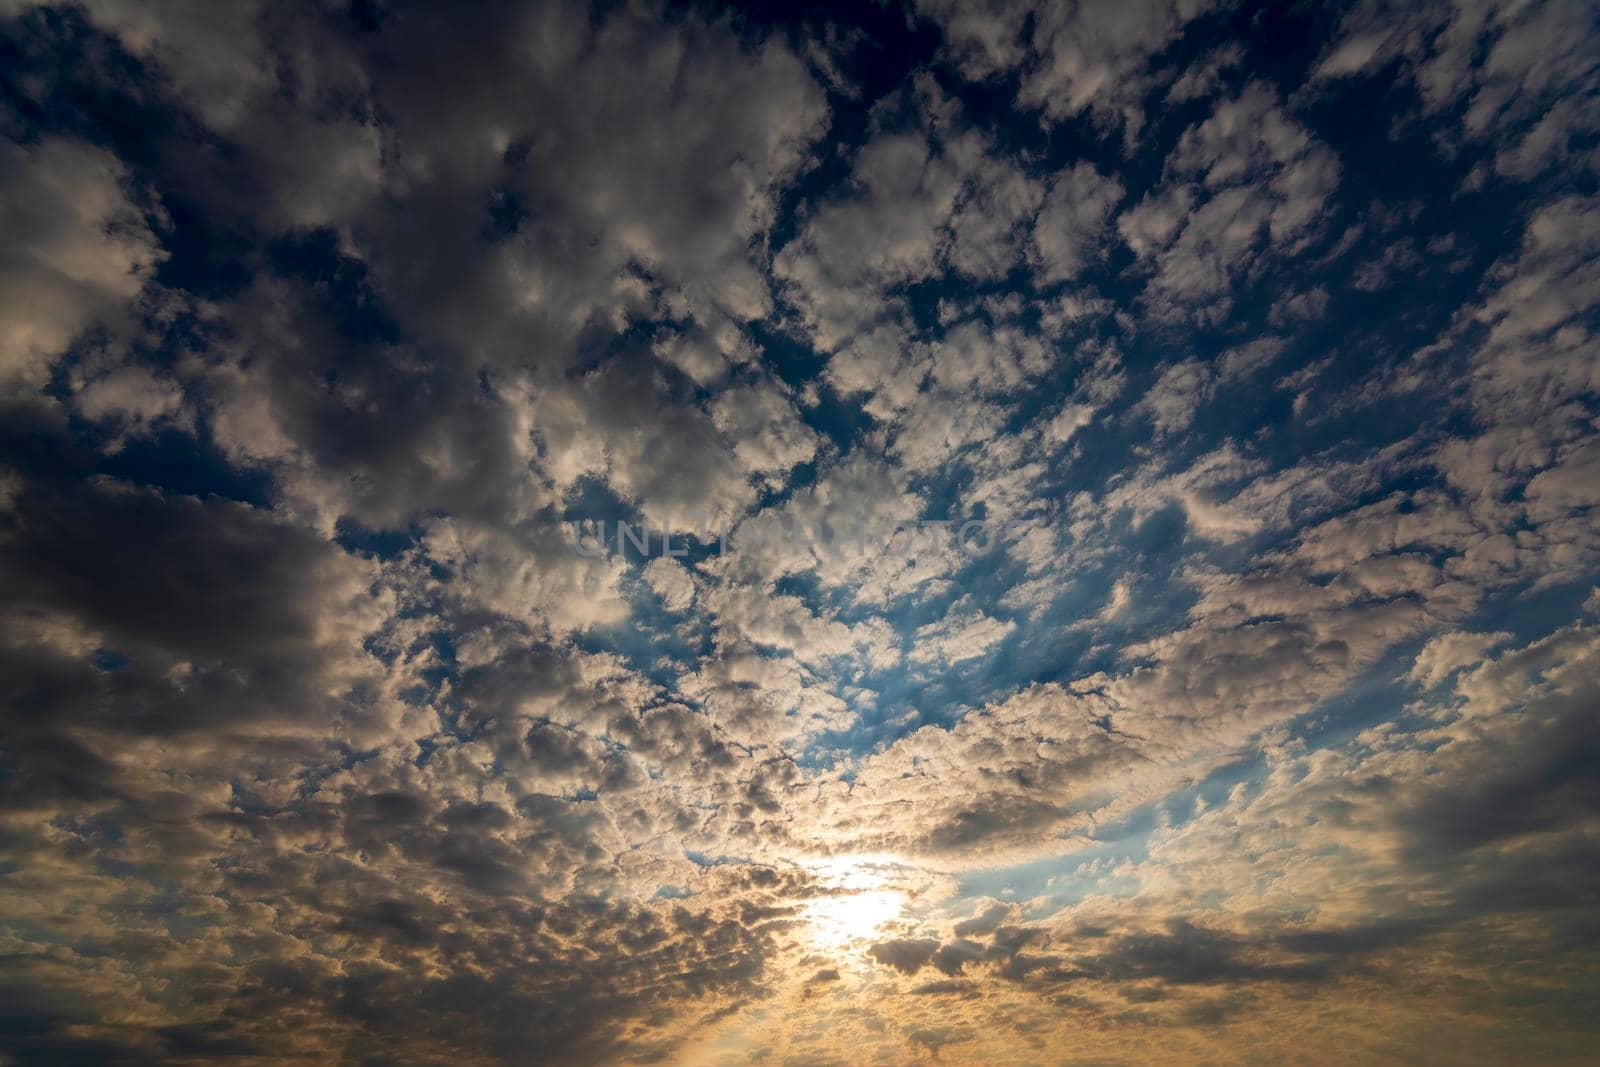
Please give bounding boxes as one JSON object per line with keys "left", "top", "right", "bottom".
{"left": 0, "top": 0, "right": 1598, "bottom": 1063}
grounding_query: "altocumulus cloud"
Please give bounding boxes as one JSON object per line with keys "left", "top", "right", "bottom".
{"left": 1, "top": 1, "right": 1598, "bottom": 1064}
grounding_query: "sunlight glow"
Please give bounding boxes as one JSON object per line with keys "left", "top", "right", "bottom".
{"left": 802, "top": 858, "right": 908, "bottom": 950}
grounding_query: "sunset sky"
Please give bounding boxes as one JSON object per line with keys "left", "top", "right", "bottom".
{"left": 2, "top": 0, "right": 1598, "bottom": 1063}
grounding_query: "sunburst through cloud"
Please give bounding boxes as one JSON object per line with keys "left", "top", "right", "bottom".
{"left": 803, "top": 858, "right": 911, "bottom": 952}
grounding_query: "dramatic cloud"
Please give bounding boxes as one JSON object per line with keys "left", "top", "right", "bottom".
{"left": 1, "top": 1, "right": 1597, "bottom": 1063}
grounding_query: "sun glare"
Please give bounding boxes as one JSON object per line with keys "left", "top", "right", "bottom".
{"left": 802, "top": 858, "right": 907, "bottom": 950}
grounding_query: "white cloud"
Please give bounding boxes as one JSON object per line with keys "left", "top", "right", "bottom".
{"left": 910, "top": 610, "right": 1016, "bottom": 666}
{"left": 643, "top": 557, "right": 697, "bottom": 614}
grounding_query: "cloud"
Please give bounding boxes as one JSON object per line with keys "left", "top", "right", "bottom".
{"left": 922, "top": 0, "right": 1224, "bottom": 142}
{"left": 775, "top": 78, "right": 1043, "bottom": 351}
{"left": 3, "top": 0, "right": 1599, "bottom": 1062}
{"left": 644, "top": 556, "right": 698, "bottom": 614}
{"left": 868, "top": 937, "right": 941, "bottom": 974}
{"left": 1120, "top": 85, "right": 1340, "bottom": 322}
{"left": 1315, "top": 0, "right": 1600, "bottom": 181}
{"left": 1408, "top": 630, "right": 1513, "bottom": 689}
{"left": 0, "top": 137, "right": 163, "bottom": 390}
{"left": 909, "top": 610, "right": 1016, "bottom": 666}
{"left": 1031, "top": 162, "right": 1124, "bottom": 282}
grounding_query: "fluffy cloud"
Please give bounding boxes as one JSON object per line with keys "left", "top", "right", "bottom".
{"left": 1316, "top": 0, "right": 1600, "bottom": 181}
{"left": 1120, "top": 85, "right": 1340, "bottom": 321}
{"left": 1031, "top": 162, "right": 1125, "bottom": 282}
{"left": 923, "top": 0, "right": 1223, "bottom": 142}
{"left": 0, "top": 137, "right": 163, "bottom": 390}
{"left": 2, "top": 0, "right": 1598, "bottom": 1062}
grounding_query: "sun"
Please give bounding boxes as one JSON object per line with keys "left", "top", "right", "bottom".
{"left": 802, "top": 858, "right": 907, "bottom": 949}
